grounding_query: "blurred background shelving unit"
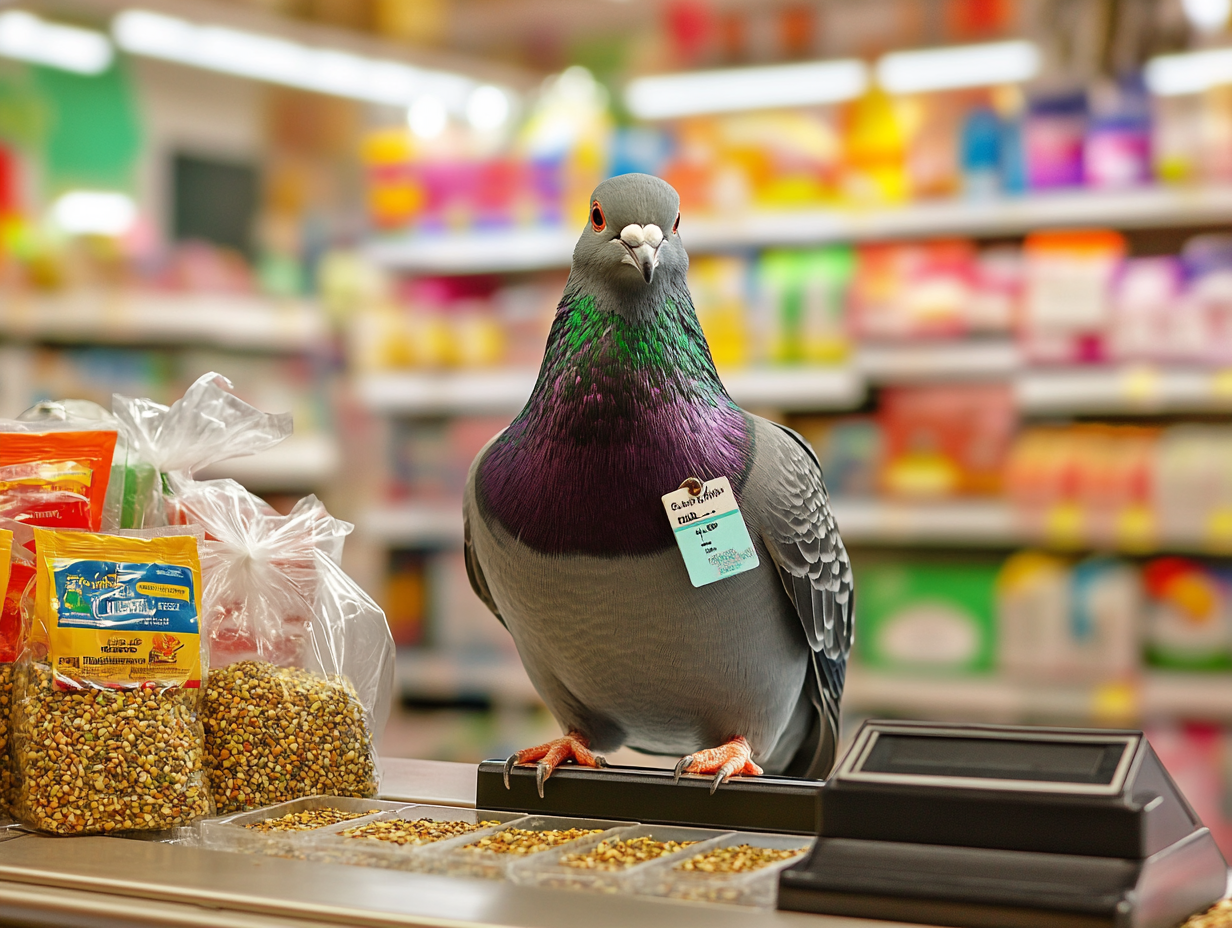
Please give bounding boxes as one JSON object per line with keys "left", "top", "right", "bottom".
{"left": 7, "top": 0, "right": 1232, "bottom": 854}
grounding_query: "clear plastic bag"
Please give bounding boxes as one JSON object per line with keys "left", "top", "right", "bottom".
{"left": 112, "top": 372, "right": 292, "bottom": 529}
{"left": 172, "top": 478, "right": 395, "bottom": 814}
{"left": 10, "top": 526, "right": 212, "bottom": 834}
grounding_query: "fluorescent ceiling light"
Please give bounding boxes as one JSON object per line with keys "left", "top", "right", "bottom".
{"left": 113, "top": 9, "right": 503, "bottom": 114}
{"left": 0, "top": 10, "right": 113, "bottom": 74}
{"left": 52, "top": 191, "right": 136, "bottom": 236}
{"left": 467, "top": 84, "right": 511, "bottom": 130}
{"left": 1182, "top": 0, "right": 1231, "bottom": 32}
{"left": 876, "top": 40, "right": 1040, "bottom": 93}
{"left": 408, "top": 95, "right": 447, "bottom": 138}
{"left": 625, "top": 59, "right": 868, "bottom": 119}
{"left": 1146, "top": 47, "right": 1232, "bottom": 95}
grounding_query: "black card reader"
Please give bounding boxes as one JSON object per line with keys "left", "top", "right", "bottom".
{"left": 778, "top": 720, "right": 1227, "bottom": 928}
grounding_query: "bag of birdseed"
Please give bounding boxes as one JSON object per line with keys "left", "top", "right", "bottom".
{"left": 10, "top": 526, "right": 213, "bottom": 834}
{"left": 111, "top": 372, "right": 292, "bottom": 529}
{"left": 0, "top": 529, "right": 14, "bottom": 813}
{"left": 174, "top": 478, "right": 394, "bottom": 814}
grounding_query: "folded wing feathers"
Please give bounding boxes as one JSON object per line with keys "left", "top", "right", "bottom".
{"left": 764, "top": 426, "right": 855, "bottom": 672}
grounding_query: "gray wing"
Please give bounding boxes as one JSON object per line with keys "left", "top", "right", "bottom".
{"left": 464, "top": 509, "right": 507, "bottom": 630}
{"left": 463, "top": 435, "right": 507, "bottom": 629}
{"left": 759, "top": 423, "right": 854, "bottom": 776}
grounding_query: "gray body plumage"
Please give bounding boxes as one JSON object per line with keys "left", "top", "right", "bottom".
{"left": 463, "top": 173, "right": 853, "bottom": 778}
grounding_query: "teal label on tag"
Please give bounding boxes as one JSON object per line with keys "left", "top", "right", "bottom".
{"left": 661, "top": 476, "right": 760, "bottom": 587}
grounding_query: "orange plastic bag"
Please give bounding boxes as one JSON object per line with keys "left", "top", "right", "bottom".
{"left": 0, "top": 431, "right": 117, "bottom": 532}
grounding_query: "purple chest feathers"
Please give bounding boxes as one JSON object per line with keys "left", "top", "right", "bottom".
{"left": 476, "top": 389, "right": 753, "bottom": 558}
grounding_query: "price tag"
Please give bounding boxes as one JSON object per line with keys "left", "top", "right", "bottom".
{"left": 1044, "top": 502, "right": 1085, "bottom": 548}
{"left": 661, "top": 476, "right": 759, "bottom": 588}
{"left": 1114, "top": 505, "right": 1155, "bottom": 552}
{"left": 1121, "top": 365, "right": 1160, "bottom": 406}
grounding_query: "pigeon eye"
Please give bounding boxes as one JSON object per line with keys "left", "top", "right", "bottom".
{"left": 672, "top": 212, "right": 680, "bottom": 233}
{"left": 591, "top": 202, "right": 606, "bottom": 232}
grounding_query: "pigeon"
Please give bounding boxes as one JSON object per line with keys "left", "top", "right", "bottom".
{"left": 463, "top": 173, "right": 853, "bottom": 796}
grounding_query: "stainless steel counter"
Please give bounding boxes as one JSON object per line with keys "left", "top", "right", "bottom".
{"left": 0, "top": 759, "right": 901, "bottom": 928}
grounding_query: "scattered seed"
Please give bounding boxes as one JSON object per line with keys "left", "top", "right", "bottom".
{"left": 203, "top": 661, "right": 377, "bottom": 814}
{"left": 1184, "top": 899, "right": 1232, "bottom": 928}
{"left": 244, "top": 807, "right": 380, "bottom": 832}
{"left": 463, "top": 827, "right": 603, "bottom": 856}
{"left": 675, "top": 844, "right": 806, "bottom": 873}
{"left": 12, "top": 662, "right": 211, "bottom": 835}
{"left": 342, "top": 818, "right": 503, "bottom": 846}
{"left": 560, "top": 836, "right": 699, "bottom": 871}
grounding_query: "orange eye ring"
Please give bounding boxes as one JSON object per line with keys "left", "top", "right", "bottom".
{"left": 591, "top": 202, "right": 606, "bottom": 232}
{"left": 672, "top": 212, "right": 680, "bottom": 233}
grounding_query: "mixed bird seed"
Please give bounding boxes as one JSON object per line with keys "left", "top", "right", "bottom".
{"left": 204, "top": 660, "right": 377, "bottom": 814}
{"left": 0, "top": 663, "right": 13, "bottom": 813}
{"left": 1184, "top": 899, "right": 1232, "bottom": 928}
{"left": 341, "top": 818, "right": 503, "bottom": 846}
{"left": 462, "top": 827, "right": 603, "bottom": 855}
{"left": 560, "top": 836, "right": 699, "bottom": 871}
{"left": 244, "top": 807, "right": 380, "bottom": 833}
{"left": 675, "top": 844, "right": 806, "bottom": 873}
{"left": 12, "top": 662, "right": 211, "bottom": 834}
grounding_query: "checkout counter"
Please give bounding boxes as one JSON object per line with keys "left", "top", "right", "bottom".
{"left": 0, "top": 758, "right": 836, "bottom": 928}
{"left": 0, "top": 721, "right": 1225, "bottom": 928}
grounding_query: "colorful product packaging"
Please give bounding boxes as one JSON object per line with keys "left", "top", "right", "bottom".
{"left": 997, "top": 553, "right": 1140, "bottom": 680}
{"left": 1021, "top": 229, "right": 1125, "bottom": 364}
{"left": 855, "top": 559, "right": 998, "bottom": 673}
{"left": 878, "top": 384, "right": 1016, "bottom": 498}
{"left": 10, "top": 527, "right": 212, "bottom": 834}
{"left": 0, "top": 429, "right": 117, "bottom": 532}
{"left": 1142, "top": 558, "right": 1232, "bottom": 671}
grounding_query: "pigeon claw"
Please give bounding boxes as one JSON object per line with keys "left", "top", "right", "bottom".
{"left": 672, "top": 737, "right": 763, "bottom": 793}
{"left": 502, "top": 731, "right": 603, "bottom": 797}
{"left": 673, "top": 754, "right": 695, "bottom": 785}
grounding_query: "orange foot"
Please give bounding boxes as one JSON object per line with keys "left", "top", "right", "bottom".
{"left": 673, "top": 736, "right": 764, "bottom": 794}
{"left": 503, "top": 731, "right": 607, "bottom": 798}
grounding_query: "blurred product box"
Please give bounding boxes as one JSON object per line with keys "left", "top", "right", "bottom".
{"left": 1143, "top": 558, "right": 1232, "bottom": 671}
{"left": 1021, "top": 229, "right": 1126, "bottom": 364}
{"left": 855, "top": 559, "right": 999, "bottom": 674}
{"left": 996, "top": 553, "right": 1139, "bottom": 681}
{"left": 878, "top": 384, "right": 1016, "bottom": 498}
{"left": 791, "top": 416, "right": 882, "bottom": 499}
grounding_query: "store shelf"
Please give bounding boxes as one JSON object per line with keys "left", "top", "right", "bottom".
{"left": 365, "top": 185, "right": 1232, "bottom": 274}
{"left": 198, "top": 433, "right": 341, "bottom": 490}
{"left": 0, "top": 293, "right": 329, "bottom": 352}
{"left": 1016, "top": 365, "right": 1232, "bottom": 415}
{"left": 846, "top": 666, "right": 1232, "bottom": 724}
{"left": 358, "top": 369, "right": 538, "bottom": 415}
{"left": 358, "top": 365, "right": 864, "bottom": 416}
{"left": 397, "top": 648, "right": 540, "bottom": 704}
{"left": 362, "top": 500, "right": 464, "bottom": 546}
{"left": 366, "top": 227, "right": 578, "bottom": 275}
{"left": 858, "top": 339, "right": 1020, "bottom": 381}
{"left": 724, "top": 366, "right": 864, "bottom": 409}
{"left": 831, "top": 498, "right": 1020, "bottom": 547}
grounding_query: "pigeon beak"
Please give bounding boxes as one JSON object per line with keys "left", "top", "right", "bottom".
{"left": 619, "top": 223, "right": 663, "bottom": 285}
{"left": 632, "top": 242, "right": 658, "bottom": 284}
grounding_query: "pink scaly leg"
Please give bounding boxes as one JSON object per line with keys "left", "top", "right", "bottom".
{"left": 673, "top": 736, "right": 764, "bottom": 793}
{"left": 503, "top": 730, "right": 606, "bottom": 798}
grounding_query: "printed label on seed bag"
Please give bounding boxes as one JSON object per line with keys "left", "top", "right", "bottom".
{"left": 46, "top": 558, "right": 201, "bottom": 689}
{"left": 661, "top": 476, "right": 759, "bottom": 588}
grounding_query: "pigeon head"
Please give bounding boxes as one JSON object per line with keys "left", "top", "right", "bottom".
{"left": 567, "top": 173, "right": 687, "bottom": 321}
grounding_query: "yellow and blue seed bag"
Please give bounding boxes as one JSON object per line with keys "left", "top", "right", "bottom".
{"left": 12, "top": 527, "right": 212, "bottom": 834}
